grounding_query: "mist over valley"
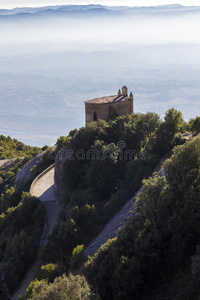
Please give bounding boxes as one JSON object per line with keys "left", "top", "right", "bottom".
{"left": 0, "top": 4, "right": 200, "bottom": 146}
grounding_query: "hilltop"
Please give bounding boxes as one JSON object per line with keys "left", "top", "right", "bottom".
{"left": 0, "top": 135, "right": 41, "bottom": 160}
{"left": 1, "top": 111, "right": 200, "bottom": 300}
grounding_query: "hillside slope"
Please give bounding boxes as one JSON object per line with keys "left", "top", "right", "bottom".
{"left": 85, "top": 135, "right": 200, "bottom": 300}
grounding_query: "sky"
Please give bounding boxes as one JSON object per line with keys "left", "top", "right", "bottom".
{"left": 0, "top": 0, "right": 199, "bottom": 9}
{"left": 0, "top": 1, "right": 199, "bottom": 146}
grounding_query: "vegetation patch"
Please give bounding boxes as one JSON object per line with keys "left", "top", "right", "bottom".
{"left": 84, "top": 135, "right": 200, "bottom": 300}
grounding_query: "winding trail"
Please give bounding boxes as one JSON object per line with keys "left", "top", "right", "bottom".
{"left": 84, "top": 167, "right": 166, "bottom": 256}
{"left": 12, "top": 166, "right": 60, "bottom": 300}
{"left": 84, "top": 194, "right": 137, "bottom": 257}
{"left": 11, "top": 163, "right": 165, "bottom": 298}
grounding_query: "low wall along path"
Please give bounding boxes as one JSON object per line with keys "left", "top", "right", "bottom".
{"left": 12, "top": 161, "right": 165, "bottom": 299}
{"left": 12, "top": 165, "right": 60, "bottom": 300}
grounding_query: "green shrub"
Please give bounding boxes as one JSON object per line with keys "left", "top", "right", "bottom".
{"left": 191, "top": 116, "right": 200, "bottom": 134}
{"left": 70, "top": 245, "right": 85, "bottom": 269}
{"left": 31, "top": 273, "right": 94, "bottom": 300}
{"left": 24, "top": 279, "right": 40, "bottom": 299}
{"left": 37, "top": 264, "right": 58, "bottom": 283}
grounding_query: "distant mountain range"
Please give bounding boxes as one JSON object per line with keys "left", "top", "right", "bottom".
{"left": 0, "top": 3, "right": 200, "bottom": 147}
{"left": 0, "top": 4, "right": 200, "bottom": 20}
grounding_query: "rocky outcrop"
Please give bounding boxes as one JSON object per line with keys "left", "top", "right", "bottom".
{"left": 0, "top": 158, "right": 23, "bottom": 171}
{"left": 14, "top": 151, "right": 44, "bottom": 189}
{"left": 54, "top": 146, "right": 70, "bottom": 197}
{"left": 0, "top": 270, "right": 11, "bottom": 300}
{"left": 157, "top": 166, "right": 165, "bottom": 177}
{"left": 84, "top": 195, "right": 136, "bottom": 256}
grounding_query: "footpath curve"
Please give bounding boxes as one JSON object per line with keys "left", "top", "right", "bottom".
{"left": 84, "top": 167, "right": 165, "bottom": 256}
{"left": 84, "top": 193, "right": 137, "bottom": 257}
{"left": 12, "top": 165, "right": 60, "bottom": 300}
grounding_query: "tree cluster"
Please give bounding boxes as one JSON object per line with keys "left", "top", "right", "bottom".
{"left": 18, "top": 273, "right": 97, "bottom": 300}
{"left": 0, "top": 135, "right": 41, "bottom": 159}
{"left": 41, "top": 109, "right": 186, "bottom": 271}
{"left": 85, "top": 135, "right": 200, "bottom": 300}
{"left": 0, "top": 193, "right": 45, "bottom": 293}
{"left": 0, "top": 138, "right": 56, "bottom": 293}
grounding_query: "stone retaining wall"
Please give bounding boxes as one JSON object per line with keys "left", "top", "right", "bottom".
{"left": 30, "top": 163, "right": 55, "bottom": 195}
{"left": 14, "top": 151, "right": 45, "bottom": 189}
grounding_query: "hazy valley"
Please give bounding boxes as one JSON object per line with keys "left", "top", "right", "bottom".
{"left": 0, "top": 4, "right": 200, "bottom": 146}
{"left": 1, "top": 4, "right": 200, "bottom": 299}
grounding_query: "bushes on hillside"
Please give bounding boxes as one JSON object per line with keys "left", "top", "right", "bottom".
{"left": 0, "top": 135, "right": 41, "bottom": 159}
{"left": 0, "top": 194, "right": 45, "bottom": 293}
{"left": 20, "top": 273, "right": 97, "bottom": 300}
{"left": 41, "top": 109, "right": 186, "bottom": 269}
{"left": 84, "top": 135, "right": 200, "bottom": 300}
{"left": 0, "top": 157, "right": 31, "bottom": 201}
{"left": 190, "top": 116, "right": 200, "bottom": 134}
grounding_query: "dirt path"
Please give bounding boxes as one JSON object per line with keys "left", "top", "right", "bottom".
{"left": 84, "top": 193, "right": 137, "bottom": 257}
{"left": 84, "top": 168, "right": 165, "bottom": 256}
{"left": 12, "top": 167, "right": 60, "bottom": 300}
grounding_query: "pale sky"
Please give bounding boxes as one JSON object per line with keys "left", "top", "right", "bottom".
{"left": 0, "top": 0, "right": 199, "bottom": 9}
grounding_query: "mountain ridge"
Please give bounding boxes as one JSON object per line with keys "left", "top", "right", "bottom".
{"left": 0, "top": 4, "right": 200, "bottom": 19}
